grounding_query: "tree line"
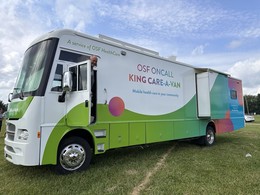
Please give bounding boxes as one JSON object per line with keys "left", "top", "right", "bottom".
{"left": 244, "top": 94, "right": 260, "bottom": 115}
{"left": 0, "top": 100, "right": 7, "bottom": 112}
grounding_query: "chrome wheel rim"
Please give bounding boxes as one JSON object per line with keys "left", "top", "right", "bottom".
{"left": 207, "top": 130, "right": 215, "bottom": 145}
{"left": 60, "top": 144, "right": 86, "bottom": 171}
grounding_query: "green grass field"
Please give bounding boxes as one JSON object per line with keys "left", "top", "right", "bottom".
{"left": 0, "top": 117, "right": 259, "bottom": 195}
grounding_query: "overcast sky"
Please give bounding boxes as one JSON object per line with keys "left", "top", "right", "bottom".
{"left": 0, "top": 0, "right": 260, "bottom": 103}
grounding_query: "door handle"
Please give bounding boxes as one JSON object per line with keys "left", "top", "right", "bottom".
{"left": 85, "top": 100, "right": 89, "bottom": 107}
{"left": 104, "top": 88, "right": 107, "bottom": 104}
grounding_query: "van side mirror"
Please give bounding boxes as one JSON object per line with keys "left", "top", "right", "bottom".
{"left": 8, "top": 93, "right": 13, "bottom": 102}
{"left": 58, "top": 71, "right": 72, "bottom": 102}
{"left": 62, "top": 71, "right": 73, "bottom": 92}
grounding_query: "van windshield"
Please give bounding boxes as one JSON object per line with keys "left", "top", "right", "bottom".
{"left": 12, "top": 38, "right": 58, "bottom": 99}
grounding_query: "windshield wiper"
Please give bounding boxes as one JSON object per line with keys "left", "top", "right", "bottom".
{"left": 14, "top": 88, "right": 24, "bottom": 100}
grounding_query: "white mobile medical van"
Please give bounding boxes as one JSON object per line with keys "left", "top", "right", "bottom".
{"left": 5, "top": 29, "right": 244, "bottom": 173}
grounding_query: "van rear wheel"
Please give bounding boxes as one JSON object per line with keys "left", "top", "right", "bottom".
{"left": 198, "top": 126, "right": 215, "bottom": 146}
{"left": 204, "top": 126, "right": 215, "bottom": 146}
{"left": 56, "top": 136, "right": 92, "bottom": 174}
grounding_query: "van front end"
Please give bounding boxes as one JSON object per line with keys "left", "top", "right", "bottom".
{"left": 4, "top": 35, "right": 59, "bottom": 166}
{"left": 4, "top": 97, "right": 42, "bottom": 166}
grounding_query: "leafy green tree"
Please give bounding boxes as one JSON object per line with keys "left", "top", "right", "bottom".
{"left": 0, "top": 100, "right": 7, "bottom": 111}
{"left": 244, "top": 95, "right": 258, "bottom": 114}
{"left": 257, "top": 94, "right": 260, "bottom": 114}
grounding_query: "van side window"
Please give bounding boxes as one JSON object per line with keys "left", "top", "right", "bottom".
{"left": 51, "top": 64, "right": 63, "bottom": 92}
{"left": 59, "top": 50, "right": 88, "bottom": 63}
{"left": 69, "top": 66, "right": 77, "bottom": 91}
{"left": 78, "top": 64, "right": 88, "bottom": 90}
{"left": 230, "top": 90, "right": 237, "bottom": 99}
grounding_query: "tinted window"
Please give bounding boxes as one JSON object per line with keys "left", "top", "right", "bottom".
{"left": 69, "top": 66, "right": 77, "bottom": 91}
{"left": 69, "top": 64, "right": 89, "bottom": 91}
{"left": 78, "top": 64, "right": 88, "bottom": 90}
{"left": 51, "top": 64, "right": 63, "bottom": 91}
{"left": 230, "top": 90, "right": 237, "bottom": 99}
{"left": 12, "top": 38, "right": 58, "bottom": 99}
{"left": 59, "top": 50, "right": 88, "bottom": 63}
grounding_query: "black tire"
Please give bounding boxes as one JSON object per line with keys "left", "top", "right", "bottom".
{"left": 56, "top": 136, "right": 92, "bottom": 174}
{"left": 199, "top": 126, "right": 216, "bottom": 146}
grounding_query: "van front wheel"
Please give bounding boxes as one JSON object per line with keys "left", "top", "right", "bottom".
{"left": 56, "top": 136, "right": 92, "bottom": 174}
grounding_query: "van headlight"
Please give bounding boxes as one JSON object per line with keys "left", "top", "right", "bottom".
{"left": 18, "top": 129, "right": 29, "bottom": 140}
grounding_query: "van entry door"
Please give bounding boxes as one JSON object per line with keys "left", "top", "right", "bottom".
{"left": 196, "top": 72, "right": 211, "bottom": 117}
{"left": 66, "top": 60, "right": 92, "bottom": 126}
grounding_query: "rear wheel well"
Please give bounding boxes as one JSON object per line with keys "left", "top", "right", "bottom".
{"left": 207, "top": 122, "right": 216, "bottom": 134}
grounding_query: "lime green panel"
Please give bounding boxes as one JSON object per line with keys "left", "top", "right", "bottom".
{"left": 67, "top": 103, "right": 89, "bottom": 126}
{"left": 184, "top": 96, "right": 198, "bottom": 119}
{"left": 146, "top": 122, "right": 173, "bottom": 143}
{"left": 42, "top": 95, "right": 205, "bottom": 165}
{"left": 8, "top": 96, "right": 33, "bottom": 119}
{"left": 199, "top": 120, "right": 209, "bottom": 136}
{"left": 129, "top": 123, "right": 145, "bottom": 146}
{"left": 110, "top": 123, "right": 129, "bottom": 148}
{"left": 42, "top": 123, "right": 70, "bottom": 164}
{"left": 210, "top": 74, "right": 229, "bottom": 119}
{"left": 89, "top": 123, "right": 110, "bottom": 153}
{"left": 42, "top": 103, "right": 91, "bottom": 165}
{"left": 174, "top": 120, "right": 200, "bottom": 139}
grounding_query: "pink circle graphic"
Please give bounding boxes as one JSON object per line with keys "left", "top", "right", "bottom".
{"left": 108, "top": 97, "right": 125, "bottom": 116}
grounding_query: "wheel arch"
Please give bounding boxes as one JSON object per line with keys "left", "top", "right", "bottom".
{"left": 207, "top": 121, "right": 216, "bottom": 133}
{"left": 42, "top": 126, "right": 95, "bottom": 166}
{"left": 59, "top": 128, "right": 95, "bottom": 152}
